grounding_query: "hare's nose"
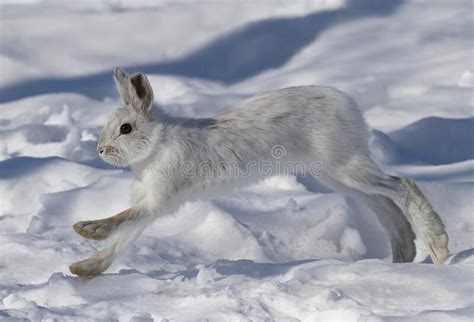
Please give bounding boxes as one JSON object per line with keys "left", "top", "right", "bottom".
{"left": 98, "top": 146, "right": 105, "bottom": 154}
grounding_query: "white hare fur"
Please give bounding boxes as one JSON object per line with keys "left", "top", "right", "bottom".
{"left": 69, "top": 68, "right": 449, "bottom": 277}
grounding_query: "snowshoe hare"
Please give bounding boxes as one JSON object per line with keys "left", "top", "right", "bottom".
{"left": 69, "top": 68, "right": 449, "bottom": 276}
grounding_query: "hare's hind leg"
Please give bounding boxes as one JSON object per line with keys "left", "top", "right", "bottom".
{"left": 331, "top": 157, "right": 449, "bottom": 264}
{"left": 401, "top": 177, "right": 449, "bottom": 263}
{"left": 317, "top": 175, "right": 416, "bottom": 263}
{"left": 73, "top": 208, "right": 137, "bottom": 240}
{"left": 359, "top": 193, "right": 416, "bottom": 262}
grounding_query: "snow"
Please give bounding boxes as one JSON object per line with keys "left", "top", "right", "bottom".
{"left": 0, "top": 0, "right": 473, "bottom": 320}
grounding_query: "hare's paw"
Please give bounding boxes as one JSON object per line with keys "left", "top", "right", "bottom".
{"left": 69, "top": 256, "right": 112, "bottom": 277}
{"left": 428, "top": 232, "right": 449, "bottom": 264}
{"left": 73, "top": 220, "right": 115, "bottom": 240}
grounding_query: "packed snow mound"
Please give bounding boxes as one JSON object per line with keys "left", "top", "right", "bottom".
{"left": 0, "top": 93, "right": 117, "bottom": 165}
{"left": 1, "top": 254, "right": 474, "bottom": 321}
{"left": 0, "top": 0, "right": 473, "bottom": 320}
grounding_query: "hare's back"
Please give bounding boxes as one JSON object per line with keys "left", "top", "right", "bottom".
{"left": 223, "top": 86, "right": 360, "bottom": 122}
{"left": 219, "top": 86, "right": 366, "bottom": 136}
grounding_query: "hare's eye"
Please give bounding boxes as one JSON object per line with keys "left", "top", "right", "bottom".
{"left": 120, "top": 123, "right": 132, "bottom": 134}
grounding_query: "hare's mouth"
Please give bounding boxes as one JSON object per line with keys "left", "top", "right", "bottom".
{"left": 99, "top": 151, "right": 126, "bottom": 167}
{"left": 105, "top": 156, "right": 126, "bottom": 167}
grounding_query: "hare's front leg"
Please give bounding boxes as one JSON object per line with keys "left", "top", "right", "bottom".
{"left": 70, "top": 185, "right": 177, "bottom": 276}
{"left": 70, "top": 208, "right": 139, "bottom": 276}
{"left": 70, "top": 209, "right": 153, "bottom": 277}
{"left": 73, "top": 208, "right": 138, "bottom": 240}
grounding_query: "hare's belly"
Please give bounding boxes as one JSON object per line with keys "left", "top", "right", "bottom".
{"left": 163, "top": 152, "right": 318, "bottom": 209}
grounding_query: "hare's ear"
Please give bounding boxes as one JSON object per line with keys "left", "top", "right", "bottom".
{"left": 113, "top": 68, "right": 154, "bottom": 116}
{"left": 129, "top": 72, "right": 154, "bottom": 116}
{"left": 113, "top": 67, "right": 132, "bottom": 105}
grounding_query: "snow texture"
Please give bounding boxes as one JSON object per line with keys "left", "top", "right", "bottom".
{"left": 0, "top": 0, "right": 473, "bottom": 320}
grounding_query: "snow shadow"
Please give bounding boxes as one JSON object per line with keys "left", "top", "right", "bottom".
{"left": 0, "top": 156, "right": 61, "bottom": 179}
{"left": 0, "top": 0, "right": 405, "bottom": 103}
{"left": 119, "top": 259, "right": 318, "bottom": 280}
{"left": 209, "top": 259, "right": 318, "bottom": 278}
{"left": 372, "top": 116, "right": 474, "bottom": 165}
{"left": 388, "top": 117, "right": 474, "bottom": 165}
{"left": 449, "top": 248, "right": 474, "bottom": 265}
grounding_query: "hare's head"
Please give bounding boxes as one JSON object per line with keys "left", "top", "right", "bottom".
{"left": 97, "top": 68, "right": 162, "bottom": 167}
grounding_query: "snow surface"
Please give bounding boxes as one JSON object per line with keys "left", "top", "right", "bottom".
{"left": 0, "top": 0, "right": 473, "bottom": 320}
